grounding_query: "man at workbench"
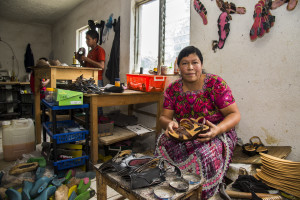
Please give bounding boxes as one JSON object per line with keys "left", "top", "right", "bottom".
{"left": 76, "top": 29, "right": 106, "bottom": 87}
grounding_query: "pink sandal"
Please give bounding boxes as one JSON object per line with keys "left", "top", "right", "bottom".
{"left": 194, "top": 0, "right": 208, "bottom": 25}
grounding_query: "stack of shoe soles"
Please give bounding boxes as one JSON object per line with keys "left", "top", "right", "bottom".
{"left": 255, "top": 153, "right": 300, "bottom": 198}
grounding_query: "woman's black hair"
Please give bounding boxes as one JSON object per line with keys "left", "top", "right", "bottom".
{"left": 86, "top": 29, "right": 99, "bottom": 43}
{"left": 177, "top": 46, "right": 203, "bottom": 66}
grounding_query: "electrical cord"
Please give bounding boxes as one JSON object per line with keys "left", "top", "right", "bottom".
{"left": 0, "top": 37, "right": 20, "bottom": 77}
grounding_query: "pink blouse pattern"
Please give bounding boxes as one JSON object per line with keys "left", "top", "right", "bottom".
{"left": 163, "top": 73, "right": 235, "bottom": 124}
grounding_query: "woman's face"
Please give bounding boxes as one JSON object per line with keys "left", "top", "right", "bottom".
{"left": 179, "top": 53, "right": 202, "bottom": 83}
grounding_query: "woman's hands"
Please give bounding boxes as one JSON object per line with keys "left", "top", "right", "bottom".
{"left": 164, "top": 121, "right": 179, "bottom": 137}
{"left": 196, "top": 120, "right": 221, "bottom": 142}
{"left": 163, "top": 119, "right": 221, "bottom": 142}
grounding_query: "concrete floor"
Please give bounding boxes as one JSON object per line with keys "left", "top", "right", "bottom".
{"left": 0, "top": 126, "right": 233, "bottom": 200}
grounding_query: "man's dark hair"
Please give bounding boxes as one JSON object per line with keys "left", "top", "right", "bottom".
{"left": 39, "top": 57, "right": 48, "bottom": 61}
{"left": 177, "top": 46, "right": 203, "bottom": 65}
{"left": 86, "top": 30, "right": 99, "bottom": 43}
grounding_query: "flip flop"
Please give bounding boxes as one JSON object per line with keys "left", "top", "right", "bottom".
{"left": 250, "top": 2, "right": 264, "bottom": 40}
{"left": 194, "top": 0, "right": 208, "bottom": 25}
{"left": 287, "top": 0, "right": 298, "bottom": 10}
{"left": 217, "top": 12, "right": 231, "bottom": 49}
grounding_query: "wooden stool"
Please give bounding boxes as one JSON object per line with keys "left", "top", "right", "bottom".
{"left": 94, "top": 164, "right": 203, "bottom": 200}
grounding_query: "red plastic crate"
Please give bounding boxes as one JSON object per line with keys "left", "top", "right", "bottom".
{"left": 126, "top": 74, "right": 166, "bottom": 92}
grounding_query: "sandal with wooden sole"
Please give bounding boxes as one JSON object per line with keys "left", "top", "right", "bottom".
{"left": 169, "top": 118, "right": 210, "bottom": 142}
{"left": 250, "top": 136, "right": 268, "bottom": 154}
{"left": 242, "top": 143, "right": 257, "bottom": 156}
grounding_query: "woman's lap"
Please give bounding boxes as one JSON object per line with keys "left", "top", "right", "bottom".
{"left": 155, "top": 130, "right": 237, "bottom": 199}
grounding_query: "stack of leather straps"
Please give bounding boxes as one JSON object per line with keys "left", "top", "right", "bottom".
{"left": 255, "top": 153, "right": 300, "bottom": 198}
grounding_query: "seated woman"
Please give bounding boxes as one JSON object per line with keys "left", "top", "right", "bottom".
{"left": 155, "top": 46, "right": 241, "bottom": 199}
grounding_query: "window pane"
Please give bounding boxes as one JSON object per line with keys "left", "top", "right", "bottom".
{"left": 164, "top": 0, "right": 190, "bottom": 69}
{"left": 78, "top": 27, "right": 89, "bottom": 55}
{"left": 137, "top": 0, "right": 159, "bottom": 74}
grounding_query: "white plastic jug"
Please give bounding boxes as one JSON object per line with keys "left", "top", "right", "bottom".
{"left": 2, "top": 118, "right": 35, "bottom": 161}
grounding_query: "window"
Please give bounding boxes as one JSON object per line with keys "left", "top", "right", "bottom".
{"left": 135, "top": 0, "right": 190, "bottom": 74}
{"left": 76, "top": 26, "right": 89, "bottom": 56}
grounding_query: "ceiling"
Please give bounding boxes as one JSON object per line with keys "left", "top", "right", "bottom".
{"left": 0, "top": 0, "right": 85, "bottom": 25}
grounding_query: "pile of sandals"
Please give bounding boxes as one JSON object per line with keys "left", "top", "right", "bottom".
{"left": 168, "top": 117, "right": 210, "bottom": 142}
{"left": 255, "top": 153, "right": 300, "bottom": 198}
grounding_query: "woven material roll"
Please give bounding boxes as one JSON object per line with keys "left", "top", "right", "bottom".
{"left": 255, "top": 153, "right": 300, "bottom": 198}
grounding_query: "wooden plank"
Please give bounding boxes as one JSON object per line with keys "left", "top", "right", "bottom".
{"left": 34, "top": 72, "right": 41, "bottom": 144}
{"left": 96, "top": 167, "right": 203, "bottom": 200}
{"left": 232, "top": 146, "right": 292, "bottom": 165}
{"left": 99, "top": 127, "right": 137, "bottom": 146}
{"left": 0, "top": 82, "right": 30, "bottom": 85}
{"left": 33, "top": 65, "right": 99, "bottom": 70}
{"left": 90, "top": 96, "right": 98, "bottom": 165}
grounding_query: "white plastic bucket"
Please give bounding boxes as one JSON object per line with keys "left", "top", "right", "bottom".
{"left": 2, "top": 118, "right": 35, "bottom": 161}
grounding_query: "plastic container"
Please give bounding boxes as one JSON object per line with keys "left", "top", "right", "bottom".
{"left": 45, "top": 88, "right": 54, "bottom": 102}
{"left": 126, "top": 74, "right": 166, "bottom": 92}
{"left": 115, "top": 78, "right": 120, "bottom": 87}
{"left": 43, "top": 120, "right": 88, "bottom": 144}
{"left": 2, "top": 118, "right": 35, "bottom": 161}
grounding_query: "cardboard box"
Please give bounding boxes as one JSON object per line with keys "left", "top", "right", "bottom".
{"left": 98, "top": 121, "right": 114, "bottom": 137}
{"left": 54, "top": 89, "right": 83, "bottom": 106}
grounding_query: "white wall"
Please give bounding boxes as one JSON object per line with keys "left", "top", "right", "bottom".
{"left": 52, "top": 0, "right": 132, "bottom": 84}
{"left": 190, "top": 1, "right": 300, "bottom": 160}
{"left": 52, "top": 0, "right": 300, "bottom": 161}
{"left": 0, "top": 18, "right": 52, "bottom": 81}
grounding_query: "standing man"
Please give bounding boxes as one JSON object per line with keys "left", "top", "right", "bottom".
{"left": 76, "top": 30, "right": 106, "bottom": 87}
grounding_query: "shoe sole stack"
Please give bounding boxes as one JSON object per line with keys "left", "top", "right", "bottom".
{"left": 255, "top": 153, "right": 300, "bottom": 198}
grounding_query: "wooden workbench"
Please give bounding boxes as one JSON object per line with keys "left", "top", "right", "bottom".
{"left": 33, "top": 65, "right": 99, "bottom": 144}
{"left": 84, "top": 90, "right": 163, "bottom": 164}
{"left": 94, "top": 162, "right": 203, "bottom": 200}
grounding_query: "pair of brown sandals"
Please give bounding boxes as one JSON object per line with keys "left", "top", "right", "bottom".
{"left": 242, "top": 136, "right": 268, "bottom": 156}
{"left": 168, "top": 117, "right": 210, "bottom": 142}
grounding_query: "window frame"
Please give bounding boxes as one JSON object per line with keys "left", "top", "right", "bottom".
{"left": 76, "top": 25, "right": 90, "bottom": 52}
{"left": 134, "top": 0, "right": 190, "bottom": 73}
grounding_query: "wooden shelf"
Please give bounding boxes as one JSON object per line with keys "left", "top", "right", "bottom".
{"left": 232, "top": 146, "right": 292, "bottom": 165}
{"left": 0, "top": 82, "right": 29, "bottom": 85}
{"left": 98, "top": 127, "right": 137, "bottom": 146}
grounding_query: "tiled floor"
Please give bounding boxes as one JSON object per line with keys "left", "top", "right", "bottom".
{"left": 0, "top": 127, "right": 124, "bottom": 200}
